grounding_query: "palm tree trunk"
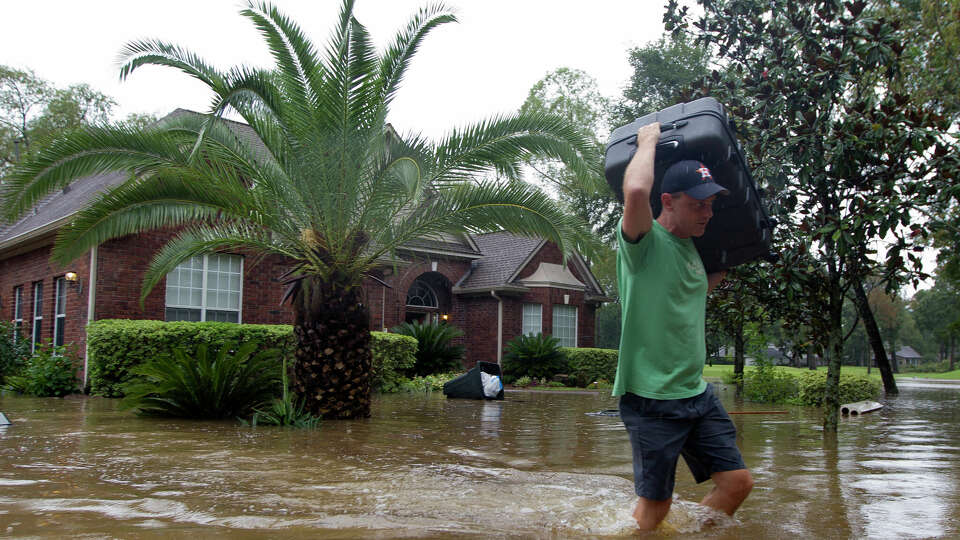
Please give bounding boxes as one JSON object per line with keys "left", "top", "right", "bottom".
{"left": 292, "top": 279, "right": 372, "bottom": 419}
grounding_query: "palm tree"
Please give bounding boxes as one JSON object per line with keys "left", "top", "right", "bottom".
{"left": 0, "top": 0, "right": 599, "bottom": 419}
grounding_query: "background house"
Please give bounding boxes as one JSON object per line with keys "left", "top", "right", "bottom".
{"left": 894, "top": 345, "right": 923, "bottom": 369}
{"left": 0, "top": 111, "right": 610, "bottom": 385}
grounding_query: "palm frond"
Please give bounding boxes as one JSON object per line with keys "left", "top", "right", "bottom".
{"left": 377, "top": 4, "right": 457, "bottom": 108}
{"left": 141, "top": 221, "right": 305, "bottom": 304}
{"left": 49, "top": 168, "right": 267, "bottom": 264}
{"left": 118, "top": 39, "right": 226, "bottom": 90}
{"left": 241, "top": 2, "right": 319, "bottom": 120}
{"left": 430, "top": 112, "right": 598, "bottom": 185}
{"left": 369, "top": 180, "right": 600, "bottom": 264}
{"left": 1, "top": 124, "right": 192, "bottom": 221}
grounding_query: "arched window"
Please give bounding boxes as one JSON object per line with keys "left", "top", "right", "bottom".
{"left": 406, "top": 279, "right": 439, "bottom": 308}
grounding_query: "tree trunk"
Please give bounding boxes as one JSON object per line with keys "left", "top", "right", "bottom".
{"left": 950, "top": 336, "right": 954, "bottom": 371}
{"left": 890, "top": 336, "right": 899, "bottom": 374}
{"left": 807, "top": 346, "right": 817, "bottom": 370}
{"left": 851, "top": 279, "right": 898, "bottom": 394}
{"left": 823, "top": 243, "right": 843, "bottom": 433}
{"left": 734, "top": 325, "right": 746, "bottom": 393}
{"left": 291, "top": 279, "right": 372, "bottom": 419}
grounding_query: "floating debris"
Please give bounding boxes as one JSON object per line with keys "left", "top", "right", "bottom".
{"left": 841, "top": 401, "right": 883, "bottom": 416}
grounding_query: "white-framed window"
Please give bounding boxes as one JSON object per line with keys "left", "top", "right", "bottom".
{"left": 522, "top": 303, "right": 542, "bottom": 336}
{"left": 54, "top": 277, "right": 66, "bottom": 347}
{"left": 13, "top": 286, "right": 23, "bottom": 343}
{"left": 165, "top": 254, "right": 243, "bottom": 323}
{"left": 32, "top": 281, "right": 43, "bottom": 353}
{"left": 552, "top": 305, "right": 578, "bottom": 347}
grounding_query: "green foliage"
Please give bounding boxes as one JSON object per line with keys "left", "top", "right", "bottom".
{"left": 86, "top": 320, "right": 294, "bottom": 397}
{"left": 120, "top": 342, "right": 280, "bottom": 419}
{"left": 513, "top": 375, "right": 532, "bottom": 388}
{"left": 370, "top": 331, "right": 417, "bottom": 392}
{"left": 907, "top": 360, "right": 951, "bottom": 373}
{"left": 4, "top": 342, "right": 79, "bottom": 397}
{"left": 667, "top": 0, "right": 959, "bottom": 428}
{"left": 501, "top": 333, "right": 566, "bottom": 383}
{"left": 0, "top": 65, "right": 153, "bottom": 176}
{"left": 246, "top": 355, "right": 321, "bottom": 429}
{"left": 519, "top": 67, "right": 616, "bottom": 243}
{"left": 86, "top": 320, "right": 414, "bottom": 397}
{"left": 391, "top": 321, "right": 464, "bottom": 376}
{"left": 742, "top": 359, "right": 799, "bottom": 404}
{"left": 795, "top": 371, "right": 881, "bottom": 407}
{"left": 396, "top": 372, "right": 459, "bottom": 393}
{"left": 0, "top": 320, "right": 30, "bottom": 383}
{"left": 595, "top": 303, "right": 621, "bottom": 349}
{"left": 563, "top": 347, "right": 618, "bottom": 387}
{"left": 610, "top": 33, "right": 711, "bottom": 124}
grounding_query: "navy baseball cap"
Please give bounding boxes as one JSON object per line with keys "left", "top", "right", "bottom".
{"left": 662, "top": 160, "right": 730, "bottom": 199}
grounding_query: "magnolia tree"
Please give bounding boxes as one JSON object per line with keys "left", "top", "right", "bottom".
{"left": 666, "top": 0, "right": 960, "bottom": 430}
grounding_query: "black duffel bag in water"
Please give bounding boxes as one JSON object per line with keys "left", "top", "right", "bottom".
{"left": 604, "top": 97, "right": 776, "bottom": 273}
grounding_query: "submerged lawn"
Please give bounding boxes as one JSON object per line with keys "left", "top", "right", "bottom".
{"left": 702, "top": 364, "right": 960, "bottom": 381}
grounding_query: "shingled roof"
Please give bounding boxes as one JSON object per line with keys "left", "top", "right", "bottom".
{"left": 0, "top": 109, "right": 266, "bottom": 252}
{"left": 0, "top": 111, "right": 606, "bottom": 303}
{"left": 454, "top": 231, "right": 609, "bottom": 299}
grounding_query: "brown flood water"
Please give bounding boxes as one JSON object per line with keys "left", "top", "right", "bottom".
{"left": 1, "top": 381, "right": 959, "bottom": 539}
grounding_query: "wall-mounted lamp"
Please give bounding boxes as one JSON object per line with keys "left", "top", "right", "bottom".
{"left": 65, "top": 271, "right": 83, "bottom": 296}
{"left": 441, "top": 313, "right": 449, "bottom": 321}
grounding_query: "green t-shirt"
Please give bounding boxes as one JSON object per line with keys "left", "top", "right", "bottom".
{"left": 613, "top": 219, "right": 708, "bottom": 399}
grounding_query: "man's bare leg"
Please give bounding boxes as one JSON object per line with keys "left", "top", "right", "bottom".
{"left": 633, "top": 496, "right": 672, "bottom": 531}
{"left": 700, "top": 469, "right": 754, "bottom": 516}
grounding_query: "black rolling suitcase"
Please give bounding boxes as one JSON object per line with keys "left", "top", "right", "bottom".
{"left": 604, "top": 97, "right": 775, "bottom": 273}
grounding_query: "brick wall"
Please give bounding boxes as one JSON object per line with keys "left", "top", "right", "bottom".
{"left": 2, "top": 229, "right": 603, "bottom": 380}
{"left": 0, "top": 241, "right": 91, "bottom": 362}
{"left": 511, "top": 243, "right": 598, "bottom": 349}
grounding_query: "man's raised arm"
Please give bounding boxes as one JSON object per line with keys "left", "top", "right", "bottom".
{"left": 621, "top": 122, "right": 661, "bottom": 243}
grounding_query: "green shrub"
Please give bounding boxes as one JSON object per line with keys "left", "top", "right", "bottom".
{"left": 0, "top": 320, "right": 30, "bottom": 384}
{"left": 501, "top": 333, "right": 565, "bottom": 384}
{"left": 391, "top": 321, "right": 464, "bottom": 376}
{"left": 742, "top": 360, "right": 799, "bottom": 404}
{"left": 4, "top": 342, "right": 80, "bottom": 397}
{"left": 370, "top": 332, "right": 417, "bottom": 392}
{"left": 722, "top": 371, "right": 743, "bottom": 385}
{"left": 514, "top": 375, "right": 532, "bottom": 388}
{"left": 564, "top": 347, "right": 618, "bottom": 387}
{"left": 909, "top": 360, "right": 950, "bottom": 373}
{"left": 87, "top": 320, "right": 294, "bottom": 397}
{"left": 120, "top": 342, "right": 281, "bottom": 419}
{"left": 88, "top": 320, "right": 415, "bottom": 397}
{"left": 397, "top": 372, "right": 459, "bottom": 393}
{"left": 246, "top": 355, "right": 321, "bottom": 428}
{"left": 795, "top": 370, "right": 881, "bottom": 406}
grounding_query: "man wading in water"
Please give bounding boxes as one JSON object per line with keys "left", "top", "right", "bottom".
{"left": 614, "top": 122, "right": 753, "bottom": 531}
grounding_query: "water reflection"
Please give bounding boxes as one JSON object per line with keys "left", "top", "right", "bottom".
{"left": 1, "top": 383, "right": 959, "bottom": 538}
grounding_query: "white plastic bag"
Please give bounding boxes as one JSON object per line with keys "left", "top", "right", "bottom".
{"left": 480, "top": 372, "right": 502, "bottom": 398}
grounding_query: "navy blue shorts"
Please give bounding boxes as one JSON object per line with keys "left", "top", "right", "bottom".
{"left": 619, "top": 384, "right": 746, "bottom": 501}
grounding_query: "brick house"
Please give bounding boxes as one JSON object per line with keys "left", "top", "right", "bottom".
{"left": 0, "top": 112, "right": 610, "bottom": 387}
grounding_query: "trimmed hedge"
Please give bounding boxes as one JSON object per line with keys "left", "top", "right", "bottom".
{"left": 370, "top": 332, "right": 417, "bottom": 392}
{"left": 795, "top": 370, "right": 881, "bottom": 406}
{"left": 87, "top": 320, "right": 416, "bottom": 396}
{"left": 563, "top": 347, "right": 618, "bottom": 387}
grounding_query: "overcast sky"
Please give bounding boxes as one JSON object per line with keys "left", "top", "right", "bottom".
{"left": 3, "top": 0, "right": 666, "bottom": 139}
